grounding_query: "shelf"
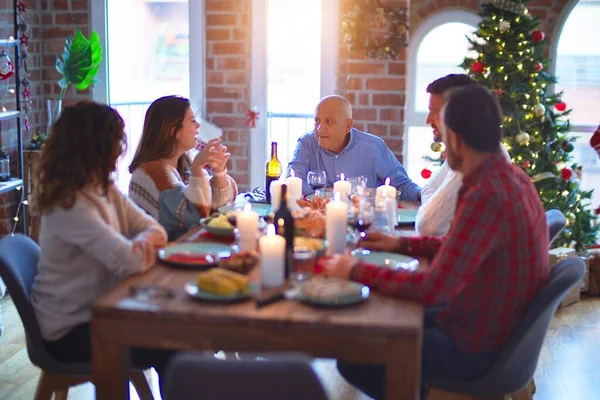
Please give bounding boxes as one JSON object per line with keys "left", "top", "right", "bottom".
{"left": 0, "top": 39, "right": 19, "bottom": 47}
{"left": 0, "top": 111, "right": 20, "bottom": 122}
{"left": 0, "top": 178, "right": 23, "bottom": 195}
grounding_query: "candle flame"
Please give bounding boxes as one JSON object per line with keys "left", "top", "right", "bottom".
{"left": 290, "top": 169, "right": 295, "bottom": 178}
{"left": 267, "top": 224, "right": 276, "bottom": 236}
{"left": 385, "top": 177, "right": 390, "bottom": 186}
{"left": 244, "top": 203, "right": 251, "bottom": 212}
{"left": 340, "top": 173, "right": 345, "bottom": 181}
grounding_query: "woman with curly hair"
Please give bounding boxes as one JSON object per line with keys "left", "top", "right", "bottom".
{"left": 129, "top": 95, "right": 237, "bottom": 240}
{"left": 30, "top": 101, "right": 172, "bottom": 389}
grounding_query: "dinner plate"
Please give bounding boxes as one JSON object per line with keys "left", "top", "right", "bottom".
{"left": 158, "top": 243, "right": 232, "bottom": 269}
{"left": 185, "top": 280, "right": 259, "bottom": 303}
{"left": 351, "top": 249, "right": 419, "bottom": 271}
{"left": 200, "top": 217, "right": 235, "bottom": 237}
{"left": 294, "top": 279, "right": 370, "bottom": 307}
{"left": 397, "top": 209, "right": 418, "bottom": 226}
{"left": 218, "top": 203, "right": 272, "bottom": 217}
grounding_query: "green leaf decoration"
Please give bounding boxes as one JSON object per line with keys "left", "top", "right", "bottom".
{"left": 55, "top": 30, "right": 103, "bottom": 99}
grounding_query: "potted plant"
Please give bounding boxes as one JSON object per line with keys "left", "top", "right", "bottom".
{"left": 47, "top": 29, "right": 103, "bottom": 129}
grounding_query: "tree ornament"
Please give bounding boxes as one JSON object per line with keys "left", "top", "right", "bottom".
{"left": 531, "top": 29, "right": 545, "bottom": 43}
{"left": 430, "top": 142, "right": 442, "bottom": 152}
{"left": 562, "top": 140, "right": 574, "bottom": 153}
{"left": 472, "top": 60, "right": 486, "bottom": 75}
{"left": 516, "top": 131, "right": 530, "bottom": 146}
{"left": 498, "top": 20, "right": 511, "bottom": 32}
{"left": 522, "top": 160, "right": 531, "bottom": 169}
{"left": 555, "top": 102, "right": 567, "bottom": 112}
{"left": 534, "top": 62, "right": 543, "bottom": 72}
{"left": 533, "top": 103, "right": 546, "bottom": 117}
{"left": 561, "top": 168, "right": 573, "bottom": 181}
{"left": 421, "top": 168, "right": 432, "bottom": 179}
{"left": 0, "top": 51, "right": 15, "bottom": 80}
{"left": 492, "top": 88, "right": 503, "bottom": 97}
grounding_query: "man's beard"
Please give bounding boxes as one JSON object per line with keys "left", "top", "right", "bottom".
{"left": 445, "top": 144, "right": 463, "bottom": 171}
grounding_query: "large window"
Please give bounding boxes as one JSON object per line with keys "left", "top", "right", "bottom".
{"left": 406, "top": 12, "right": 479, "bottom": 186}
{"left": 555, "top": 0, "right": 600, "bottom": 208}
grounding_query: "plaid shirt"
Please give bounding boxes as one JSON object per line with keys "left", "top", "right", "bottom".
{"left": 351, "top": 151, "right": 549, "bottom": 353}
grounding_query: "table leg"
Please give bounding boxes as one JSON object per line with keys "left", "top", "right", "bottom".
{"left": 92, "top": 318, "right": 131, "bottom": 400}
{"left": 385, "top": 336, "right": 422, "bottom": 400}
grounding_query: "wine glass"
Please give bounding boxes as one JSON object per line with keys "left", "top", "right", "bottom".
{"left": 348, "top": 196, "right": 375, "bottom": 238}
{"left": 307, "top": 170, "right": 327, "bottom": 192}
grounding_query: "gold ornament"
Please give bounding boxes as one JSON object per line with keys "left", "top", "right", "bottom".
{"left": 397, "top": 25, "right": 407, "bottom": 34}
{"left": 430, "top": 142, "right": 443, "bottom": 152}
{"left": 533, "top": 104, "right": 546, "bottom": 117}
{"left": 516, "top": 131, "right": 530, "bottom": 146}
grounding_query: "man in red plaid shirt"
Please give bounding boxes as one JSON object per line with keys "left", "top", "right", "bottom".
{"left": 327, "top": 84, "right": 549, "bottom": 399}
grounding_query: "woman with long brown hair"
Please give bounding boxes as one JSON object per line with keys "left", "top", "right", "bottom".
{"left": 129, "top": 95, "right": 237, "bottom": 240}
{"left": 30, "top": 101, "right": 172, "bottom": 390}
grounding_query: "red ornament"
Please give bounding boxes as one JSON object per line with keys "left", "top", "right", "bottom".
{"left": 421, "top": 168, "right": 432, "bottom": 179}
{"left": 531, "top": 30, "right": 545, "bottom": 43}
{"left": 245, "top": 107, "right": 260, "bottom": 128}
{"left": 472, "top": 60, "right": 486, "bottom": 75}
{"left": 493, "top": 88, "right": 503, "bottom": 97}
{"left": 16, "top": 1, "right": 26, "bottom": 12}
{"left": 561, "top": 168, "right": 573, "bottom": 181}
{"left": 534, "top": 62, "right": 543, "bottom": 72}
{"left": 555, "top": 102, "right": 567, "bottom": 112}
{"left": 522, "top": 160, "right": 531, "bottom": 169}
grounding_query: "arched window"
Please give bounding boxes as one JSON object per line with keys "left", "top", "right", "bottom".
{"left": 406, "top": 11, "right": 479, "bottom": 186}
{"left": 554, "top": 0, "right": 600, "bottom": 208}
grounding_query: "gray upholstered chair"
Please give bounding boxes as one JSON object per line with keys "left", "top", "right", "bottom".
{"left": 546, "top": 209, "right": 567, "bottom": 246}
{"left": 427, "top": 257, "right": 585, "bottom": 400}
{"left": 0, "top": 234, "right": 154, "bottom": 400}
{"left": 165, "top": 352, "right": 329, "bottom": 400}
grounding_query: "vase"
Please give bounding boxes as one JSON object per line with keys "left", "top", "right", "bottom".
{"left": 46, "top": 99, "right": 62, "bottom": 134}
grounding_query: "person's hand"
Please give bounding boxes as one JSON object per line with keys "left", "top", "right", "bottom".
{"left": 132, "top": 237, "right": 157, "bottom": 266}
{"left": 192, "top": 138, "right": 227, "bottom": 176}
{"left": 208, "top": 142, "right": 231, "bottom": 172}
{"left": 323, "top": 253, "right": 358, "bottom": 280}
{"left": 358, "top": 231, "right": 402, "bottom": 253}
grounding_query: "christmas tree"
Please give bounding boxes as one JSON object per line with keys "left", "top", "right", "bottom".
{"left": 461, "top": 0, "right": 598, "bottom": 252}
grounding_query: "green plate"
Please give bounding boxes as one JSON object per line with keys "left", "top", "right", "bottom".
{"left": 397, "top": 209, "right": 418, "bottom": 226}
{"left": 158, "top": 243, "right": 233, "bottom": 269}
{"left": 185, "top": 281, "right": 259, "bottom": 303}
{"left": 218, "top": 203, "right": 272, "bottom": 218}
{"left": 295, "top": 279, "right": 370, "bottom": 307}
{"left": 352, "top": 249, "right": 419, "bottom": 271}
{"left": 200, "top": 216, "right": 235, "bottom": 237}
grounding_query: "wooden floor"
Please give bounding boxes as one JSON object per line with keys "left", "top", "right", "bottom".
{"left": 1, "top": 294, "right": 599, "bottom": 400}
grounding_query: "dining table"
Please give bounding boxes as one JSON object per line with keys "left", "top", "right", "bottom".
{"left": 91, "top": 201, "right": 425, "bottom": 400}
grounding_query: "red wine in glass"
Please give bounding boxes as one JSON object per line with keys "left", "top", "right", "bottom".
{"left": 309, "top": 183, "right": 325, "bottom": 191}
{"left": 348, "top": 219, "right": 372, "bottom": 235}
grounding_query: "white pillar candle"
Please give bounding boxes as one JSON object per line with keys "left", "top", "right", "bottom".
{"left": 270, "top": 179, "right": 284, "bottom": 211}
{"left": 237, "top": 203, "right": 259, "bottom": 238}
{"left": 259, "top": 224, "right": 285, "bottom": 288}
{"left": 286, "top": 169, "right": 303, "bottom": 211}
{"left": 333, "top": 173, "right": 351, "bottom": 203}
{"left": 326, "top": 192, "right": 349, "bottom": 256}
{"left": 376, "top": 177, "right": 397, "bottom": 202}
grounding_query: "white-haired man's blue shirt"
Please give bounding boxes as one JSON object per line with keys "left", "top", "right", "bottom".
{"left": 287, "top": 128, "right": 421, "bottom": 201}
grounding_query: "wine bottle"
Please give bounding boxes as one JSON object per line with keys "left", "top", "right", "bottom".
{"left": 265, "top": 142, "right": 282, "bottom": 203}
{"left": 274, "top": 184, "right": 294, "bottom": 279}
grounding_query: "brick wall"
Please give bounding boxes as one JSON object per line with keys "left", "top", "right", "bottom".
{"left": 204, "top": 0, "right": 251, "bottom": 190}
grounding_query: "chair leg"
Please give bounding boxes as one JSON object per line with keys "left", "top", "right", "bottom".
{"left": 131, "top": 370, "right": 155, "bottom": 400}
{"left": 33, "top": 371, "right": 55, "bottom": 400}
{"left": 54, "top": 389, "right": 69, "bottom": 400}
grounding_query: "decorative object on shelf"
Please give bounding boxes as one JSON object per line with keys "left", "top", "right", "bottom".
{"left": 421, "top": 168, "right": 432, "bottom": 179}
{"left": 0, "top": 51, "right": 15, "bottom": 80}
{"left": 18, "top": 0, "right": 31, "bottom": 138}
{"left": 26, "top": 133, "right": 48, "bottom": 150}
{"left": 0, "top": 152, "right": 10, "bottom": 181}
{"left": 245, "top": 107, "right": 260, "bottom": 128}
{"left": 342, "top": 0, "right": 409, "bottom": 60}
{"left": 51, "top": 29, "right": 102, "bottom": 126}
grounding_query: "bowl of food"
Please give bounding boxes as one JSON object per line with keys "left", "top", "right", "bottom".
{"left": 200, "top": 214, "right": 235, "bottom": 237}
{"left": 217, "top": 250, "right": 259, "bottom": 275}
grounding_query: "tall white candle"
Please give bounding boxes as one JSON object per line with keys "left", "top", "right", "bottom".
{"left": 326, "top": 192, "right": 349, "bottom": 256}
{"left": 259, "top": 224, "right": 285, "bottom": 288}
{"left": 286, "top": 169, "right": 303, "bottom": 211}
{"left": 333, "top": 173, "right": 351, "bottom": 203}
{"left": 270, "top": 179, "right": 284, "bottom": 211}
{"left": 376, "top": 177, "right": 397, "bottom": 202}
{"left": 237, "top": 203, "right": 259, "bottom": 238}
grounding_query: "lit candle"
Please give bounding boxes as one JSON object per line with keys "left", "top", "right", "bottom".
{"left": 270, "top": 179, "right": 284, "bottom": 211}
{"left": 326, "top": 192, "right": 349, "bottom": 256}
{"left": 286, "top": 169, "right": 303, "bottom": 211}
{"left": 259, "top": 224, "right": 286, "bottom": 288}
{"left": 333, "top": 173, "right": 351, "bottom": 203}
{"left": 376, "top": 177, "right": 397, "bottom": 202}
{"left": 237, "top": 203, "right": 259, "bottom": 238}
